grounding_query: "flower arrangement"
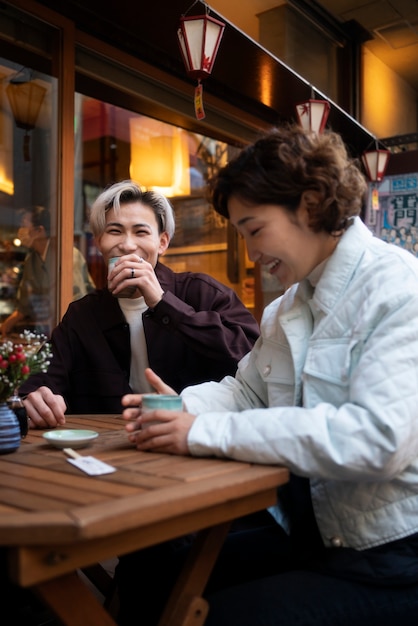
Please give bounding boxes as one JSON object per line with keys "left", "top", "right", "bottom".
{"left": 0, "top": 331, "right": 52, "bottom": 403}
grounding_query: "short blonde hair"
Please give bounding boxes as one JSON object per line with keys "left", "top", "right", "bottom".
{"left": 89, "top": 180, "right": 176, "bottom": 240}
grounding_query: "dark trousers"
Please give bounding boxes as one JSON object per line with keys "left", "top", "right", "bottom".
{"left": 116, "top": 511, "right": 418, "bottom": 626}
{"left": 204, "top": 568, "right": 418, "bottom": 626}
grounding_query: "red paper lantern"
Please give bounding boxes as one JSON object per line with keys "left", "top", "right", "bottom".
{"left": 177, "top": 2, "right": 225, "bottom": 120}
{"left": 296, "top": 99, "right": 330, "bottom": 134}
{"left": 361, "top": 148, "right": 390, "bottom": 182}
{"left": 177, "top": 12, "right": 225, "bottom": 82}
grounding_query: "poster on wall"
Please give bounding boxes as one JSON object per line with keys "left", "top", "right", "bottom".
{"left": 365, "top": 172, "right": 418, "bottom": 258}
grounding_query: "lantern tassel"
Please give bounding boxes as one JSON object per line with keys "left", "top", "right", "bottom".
{"left": 371, "top": 182, "right": 380, "bottom": 211}
{"left": 194, "top": 80, "right": 205, "bottom": 120}
{"left": 23, "top": 130, "right": 31, "bottom": 162}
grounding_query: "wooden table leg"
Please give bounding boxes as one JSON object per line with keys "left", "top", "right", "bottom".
{"left": 34, "top": 570, "right": 117, "bottom": 626}
{"left": 158, "top": 521, "right": 231, "bottom": 626}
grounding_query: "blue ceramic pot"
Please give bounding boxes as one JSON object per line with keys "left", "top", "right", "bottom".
{"left": 0, "top": 402, "right": 21, "bottom": 454}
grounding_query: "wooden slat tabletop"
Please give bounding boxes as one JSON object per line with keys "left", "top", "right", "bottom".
{"left": 0, "top": 415, "right": 288, "bottom": 542}
{"left": 0, "top": 415, "right": 289, "bottom": 590}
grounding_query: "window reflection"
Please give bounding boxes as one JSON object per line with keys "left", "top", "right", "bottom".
{"left": 76, "top": 95, "right": 255, "bottom": 311}
{"left": 0, "top": 55, "right": 58, "bottom": 338}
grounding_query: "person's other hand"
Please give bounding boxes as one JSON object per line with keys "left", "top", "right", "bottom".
{"left": 23, "top": 386, "right": 67, "bottom": 429}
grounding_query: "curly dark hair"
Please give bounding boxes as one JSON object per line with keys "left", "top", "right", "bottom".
{"left": 209, "top": 124, "right": 367, "bottom": 234}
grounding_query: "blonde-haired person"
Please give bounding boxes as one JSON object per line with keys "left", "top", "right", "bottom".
{"left": 119, "top": 126, "right": 418, "bottom": 626}
{"left": 19, "top": 180, "right": 259, "bottom": 427}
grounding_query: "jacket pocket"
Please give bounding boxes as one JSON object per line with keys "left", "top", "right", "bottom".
{"left": 303, "top": 338, "right": 352, "bottom": 407}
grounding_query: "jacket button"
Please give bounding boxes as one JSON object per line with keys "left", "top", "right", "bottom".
{"left": 263, "top": 365, "right": 271, "bottom": 376}
{"left": 330, "top": 536, "right": 343, "bottom": 548}
{"left": 162, "top": 315, "right": 170, "bottom": 325}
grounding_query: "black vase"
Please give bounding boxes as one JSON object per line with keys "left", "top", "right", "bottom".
{"left": 7, "top": 395, "right": 28, "bottom": 438}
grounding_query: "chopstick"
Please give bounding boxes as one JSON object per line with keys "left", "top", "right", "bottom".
{"left": 62, "top": 447, "right": 81, "bottom": 459}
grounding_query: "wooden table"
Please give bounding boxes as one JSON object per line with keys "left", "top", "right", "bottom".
{"left": 0, "top": 415, "right": 289, "bottom": 626}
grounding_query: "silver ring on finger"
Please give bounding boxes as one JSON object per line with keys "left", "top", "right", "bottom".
{"left": 131, "top": 268, "right": 135, "bottom": 279}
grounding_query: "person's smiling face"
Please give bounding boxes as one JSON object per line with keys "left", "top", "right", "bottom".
{"left": 228, "top": 193, "right": 338, "bottom": 290}
{"left": 96, "top": 201, "right": 169, "bottom": 266}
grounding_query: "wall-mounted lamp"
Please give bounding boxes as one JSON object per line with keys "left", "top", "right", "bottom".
{"left": 296, "top": 96, "right": 330, "bottom": 135}
{"left": 177, "top": 0, "right": 225, "bottom": 120}
{"left": 6, "top": 69, "right": 46, "bottom": 161}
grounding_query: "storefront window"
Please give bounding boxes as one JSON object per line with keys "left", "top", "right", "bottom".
{"left": 0, "top": 1, "right": 260, "bottom": 344}
{"left": 75, "top": 95, "right": 255, "bottom": 310}
{"left": 0, "top": 5, "right": 60, "bottom": 339}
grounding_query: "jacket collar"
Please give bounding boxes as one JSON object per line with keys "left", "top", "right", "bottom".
{"left": 310, "top": 217, "right": 372, "bottom": 314}
{"left": 154, "top": 260, "right": 176, "bottom": 291}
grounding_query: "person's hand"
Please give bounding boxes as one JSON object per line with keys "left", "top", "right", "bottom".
{"left": 23, "top": 386, "right": 67, "bottom": 429}
{"left": 122, "top": 367, "right": 195, "bottom": 455}
{"left": 107, "top": 254, "right": 164, "bottom": 308}
{"left": 127, "top": 409, "right": 196, "bottom": 456}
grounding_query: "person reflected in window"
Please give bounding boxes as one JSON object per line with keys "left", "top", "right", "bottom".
{"left": 19, "top": 180, "right": 259, "bottom": 426}
{"left": 0, "top": 205, "right": 95, "bottom": 338}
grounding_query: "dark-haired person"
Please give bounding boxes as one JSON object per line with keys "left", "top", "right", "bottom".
{"left": 1, "top": 205, "right": 95, "bottom": 337}
{"left": 121, "top": 125, "right": 418, "bottom": 626}
{"left": 19, "top": 180, "right": 259, "bottom": 427}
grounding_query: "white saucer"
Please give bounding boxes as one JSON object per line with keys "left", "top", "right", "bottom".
{"left": 43, "top": 429, "right": 99, "bottom": 449}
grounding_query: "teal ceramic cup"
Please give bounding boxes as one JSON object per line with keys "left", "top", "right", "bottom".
{"left": 142, "top": 394, "right": 182, "bottom": 411}
{"left": 141, "top": 394, "right": 183, "bottom": 428}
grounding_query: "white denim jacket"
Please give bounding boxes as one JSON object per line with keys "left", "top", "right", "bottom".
{"left": 183, "top": 217, "right": 418, "bottom": 550}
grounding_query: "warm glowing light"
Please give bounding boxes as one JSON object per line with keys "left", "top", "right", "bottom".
{"left": 129, "top": 119, "right": 191, "bottom": 196}
{"left": 0, "top": 164, "right": 14, "bottom": 195}
{"left": 259, "top": 63, "right": 273, "bottom": 108}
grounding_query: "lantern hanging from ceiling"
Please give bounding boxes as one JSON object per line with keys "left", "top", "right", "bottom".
{"left": 361, "top": 147, "right": 390, "bottom": 183}
{"left": 296, "top": 98, "right": 330, "bottom": 135}
{"left": 6, "top": 70, "right": 47, "bottom": 162}
{"left": 361, "top": 141, "right": 391, "bottom": 212}
{"left": 177, "top": 1, "right": 225, "bottom": 121}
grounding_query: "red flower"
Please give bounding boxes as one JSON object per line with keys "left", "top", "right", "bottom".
{"left": 0, "top": 331, "right": 52, "bottom": 403}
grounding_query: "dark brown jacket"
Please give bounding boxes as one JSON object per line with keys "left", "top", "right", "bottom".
{"left": 19, "top": 262, "right": 259, "bottom": 413}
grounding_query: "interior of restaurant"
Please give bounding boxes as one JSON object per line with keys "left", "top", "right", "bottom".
{"left": 0, "top": 0, "right": 417, "bottom": 338}
{"left": 0, "top": 12, "right": 285, "bottom": 334}
{"left": 0, "top": 57, "right": 274, "bottom": 332}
